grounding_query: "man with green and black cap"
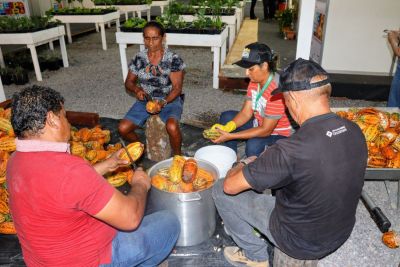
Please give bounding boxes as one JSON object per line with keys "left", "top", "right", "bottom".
{"left": 210, "top": 42, "right": 293, "bottom": 158}
{"left": 213, "top": 58, "right": 367, "bottom": 267}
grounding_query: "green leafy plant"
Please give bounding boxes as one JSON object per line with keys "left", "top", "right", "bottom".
{"left": 275, "top": 8, "right": 295, "bottom": 34}
{"left": 123, "top": 17, "right": 147, "bottom": 28}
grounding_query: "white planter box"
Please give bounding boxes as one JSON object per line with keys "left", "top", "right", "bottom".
{"left": 95, "top": 4, "right": 151, "bottom": 21}
{"left": 116, "top": 27, "right": 229, "bottom": 89}
{"left": 54, "top": 11, "right": 120, "bottom": 50}
{"left": 180, "top": 14, "right": 237, "bottom": 49}
{"left": 0, "top": 26, "right": 69, "bottom": 83}
{"left": 151, "top": 0, "right": 170, "bottom": 14}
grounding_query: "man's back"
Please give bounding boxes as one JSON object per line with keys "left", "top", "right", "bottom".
{"left": 7, "top": 150, "right": 116, "bottom": 266}
{"left": 245, "top": 113, "right": 368, "bottom": 259}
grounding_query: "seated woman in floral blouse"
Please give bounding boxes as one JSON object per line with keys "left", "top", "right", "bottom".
{"left": 118, "top": 21, "right": 186, "bottom": 156}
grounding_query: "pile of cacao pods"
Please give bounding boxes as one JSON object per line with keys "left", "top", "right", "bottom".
{"left": 335, "top": 107, "right": 400, "bottom": 168}
{"left": 70, "top": 127, "right": 144, "bottom": 187}
{"left": 0, "top": 107, "right": 16, "bottom": 234}
{"left": 151, "top": 156, "right": 215, "bottom": 193}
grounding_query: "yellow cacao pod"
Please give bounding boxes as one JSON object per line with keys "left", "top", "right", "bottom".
{"left": 107, "top": 172, "right": 127, "bottom": 187}
{"left": 0, "top": 200, "right": 9, "bottom": 214}
{"left": 119, "top": 142, "right": 144, "bottom": 163}
{"left": 169, "top": 155, "right": 185, "bottom": 184}
{"left": 203, "top": 128, "right": 221, "bottom": 140}
{"left": 0, "top": 117, "right": 14, "bottom": 137}
{"left": 0, "top": 136, "right": 16, "bottom": 152}
{"left": 0, "top": 213, "right": 5, "bottom": 224}
{"left": 70, "top": 141, "right": 86, "bottom": 158}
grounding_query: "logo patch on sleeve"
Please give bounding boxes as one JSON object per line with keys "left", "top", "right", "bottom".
{"left": 326, "top": 126, "right": 347, "bottom": 137}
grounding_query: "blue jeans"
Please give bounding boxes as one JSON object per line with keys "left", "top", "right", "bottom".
{"left": 212, "top": 180, "right": 277, "bottom": 262}
{"left": 101, "top": 210, "right": 180, "bottom": 267}
{"left": 219, "top": 110, "right": 287, "bottom": 157}
{"left": 124, "top": 96, "right": 184, "bottom": 127}
{"left": 387, "top": 60, "right": 400, "bottom": 107}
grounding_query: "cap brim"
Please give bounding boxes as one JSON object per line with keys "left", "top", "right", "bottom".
{"left": 233, "top": 59, "right": 257, "bottom": 69}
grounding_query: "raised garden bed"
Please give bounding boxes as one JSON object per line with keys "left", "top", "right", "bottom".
{"left": 93, "top": 0, "right": 151, "bottom": 5}
{"left": 0, "top": 16, "right": 61, "bottom": 34}
{"left": 46, "top": 7, "right": 117, "bottom": 16}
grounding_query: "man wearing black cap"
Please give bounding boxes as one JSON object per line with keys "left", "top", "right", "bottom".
{"left": 212, "top": 58, "right": 367, "bottom": 266}
{"left": 210, "top": 42, "right": 293, "bottom": 158}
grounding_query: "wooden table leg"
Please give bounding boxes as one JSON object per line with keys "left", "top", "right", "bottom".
{"left": 213, "top": 46, "right": 220, "bottom": 89}
{"left": 59, "top": 36, "right": 69, "bottom": 68}
{"left": 100, "top": 23, "right": 107, "bottom": 50}
{"left": 119, "top": 43, "right": 128, "bottom": 81}
{"left": 66, "top": 23, "right": 72, "bottom": 44}
{"left": 0, "top": 46, "right": 5, "bottom": 68}
{"left": 0, "top": 78, "right": 5, "bottom": 102}
{"left": 49, "top": 41, "right": 54, "bottom": 50}
{"left": 116, "top": 18, "right": 120, "bottom": 32}
{"left": 27, "top": 44, "right": 42, "bottom": 81}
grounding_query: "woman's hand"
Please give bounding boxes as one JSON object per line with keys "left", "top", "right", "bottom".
{"left": 136, "top": 90, "right": 148, "bottom": 101}
{"left": 93, "top": 149, "right": 129, "bottom": 176}
{"left": 211, "top": 129, "right": 232, "bottom": 144}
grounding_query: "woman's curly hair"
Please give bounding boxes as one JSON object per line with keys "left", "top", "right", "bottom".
{"left": 11, "top": 85, "right": 64, "bottom": 138}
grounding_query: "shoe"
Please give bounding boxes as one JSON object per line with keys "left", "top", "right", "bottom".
{"left": 223, "top": 246, "right": 269, "bottom": 267}
{"left": 250, "top": 15, "right": 257, "bottom": 20}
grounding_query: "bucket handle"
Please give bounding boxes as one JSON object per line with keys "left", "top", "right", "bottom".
{"left": 178, "top": 192, "right": 202, "bottom": 202}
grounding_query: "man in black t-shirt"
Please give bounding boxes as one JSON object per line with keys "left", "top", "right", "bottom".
{"left": 212, "top": 58, "right": 368, "bottom": 267}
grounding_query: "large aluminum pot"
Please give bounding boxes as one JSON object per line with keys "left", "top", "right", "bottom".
{"left": 147, "top": 158, "right": 220, "bottom": 247}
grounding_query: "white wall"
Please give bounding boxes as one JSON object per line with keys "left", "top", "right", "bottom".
{"left": 322, "top": 0, "right": 400, "bottom": 75}
{"left": 296, "top": 0, "right": 316, "bottom": 59}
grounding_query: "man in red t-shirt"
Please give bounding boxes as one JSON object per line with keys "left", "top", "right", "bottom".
{"left": 7, "top": 86, "right": 180, "bottom": 266}
{"left": 211, "top": 42, "right": 293, "bottom": 158}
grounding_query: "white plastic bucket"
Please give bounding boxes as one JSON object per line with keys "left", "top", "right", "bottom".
{"left": 194, "top": 145, "right": 237, "bottom": 178}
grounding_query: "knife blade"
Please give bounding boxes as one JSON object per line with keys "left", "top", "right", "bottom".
{"left": 119, "top": 137, "right": 137, "bottom": 170}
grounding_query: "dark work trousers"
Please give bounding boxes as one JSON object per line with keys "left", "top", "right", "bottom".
{"left": 263, "top": 0, "right": 277, "bottom": 20}
{"left": 250, "top": 0, "right": 257, "bottom": 19}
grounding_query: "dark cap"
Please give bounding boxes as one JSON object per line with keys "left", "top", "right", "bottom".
{"left": 272, "top": 58, "right": 330, "bottom": 95}
{"left": 234, "top": 42, "right": 274, "bottom": 68}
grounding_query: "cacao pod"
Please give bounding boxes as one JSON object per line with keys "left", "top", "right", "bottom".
{"left": 146, "top": 101, "right": 159, "bottom": 114}
{"left": 387, "top": 153, "right": 400, "bottom": 168}
{"left": 70, "top": 141, "right": 86, "bottom": 158}
{"left": 0, "top": 200, "right": 9, "bottom": 214}
{"left": 182, "top": 158, "right": 198, "bottom": 183}
{"left": 203, "top": 128, "right": 221, "bottom": 140}
{"left": 0, "top": 136, "right": 16, "bottom": 152}
{"left": 119, "top": 142, "right": 144, "bottom": 163}
{"left": 107, "top": 172, "right": 127, "bottom": 187}
{"left": 0, "top": 213, "right": 5, "bottom": 224}
{"left": 381, "top": 146, "right": 397, "bottom": 160}
{"left": 382, "top": 230, "right": 399, "bottom": 248}
{"left": 169, "top": 155, "right": 185, "bottom": 184}
{"left": 179, "top": 180, "right": 194, "bottom": 193}
{"left": 151, "top": 175, "right": 170, "bottom": 191}
{"left": 367, "top": 154, "right": 387, "bottom": 168}
{"left": 362, "top": 125, "right": 381, "bottom": 142}
{"left": 0, "top": 117, "right": 14, "bottom": 137}
{"left": 0, "top": 221, "right": 16, "bottom": 234}
{"left": 359, "top": 114, "right": 380, "bottom": 125}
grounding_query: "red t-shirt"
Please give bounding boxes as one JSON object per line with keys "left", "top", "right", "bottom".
{"left": 7, "top": 151, "right": 116, "bottom": 267}
{"left": 246, "top": 81, "right": 293, "bottom": 137}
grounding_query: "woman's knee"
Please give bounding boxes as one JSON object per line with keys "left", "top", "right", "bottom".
{"left": 245, "top": 142, "right": 264, "bottom": 157}
{"left": 165, "top": 119, "right": 180, "bottom": 134}
{"left": 219, "top": 110, "right": 237, "bottom": 124}
{"left": 118, "top": 119, "right": 136, "bottom": 136}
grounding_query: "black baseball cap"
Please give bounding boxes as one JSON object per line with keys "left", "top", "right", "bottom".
{"left": 234, "top": 42, "right": 274, "bottom": 68}
{"left": 272, "top": 58, "right": 330, "bottom": 95}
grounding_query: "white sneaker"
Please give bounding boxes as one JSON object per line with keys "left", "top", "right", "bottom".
{"left": 223, "top": 246, "right": 269, "bottom": 267}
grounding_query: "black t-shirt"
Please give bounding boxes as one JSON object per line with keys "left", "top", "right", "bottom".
{"left": 243, "top": 113, "right": 368, "bottom": 259}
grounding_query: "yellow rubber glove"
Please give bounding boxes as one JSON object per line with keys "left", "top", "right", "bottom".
{"left": 211, "top": 121, "right": 237, "bottom": 133}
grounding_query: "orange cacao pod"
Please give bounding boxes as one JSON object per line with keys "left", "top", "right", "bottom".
{"left": 182, "top": 158, "right": 198, "bottom": 183}
{"left": 0, "top": 221, "right": 16, "bottom": 234}
{"left": 382, "top": 230, "right": 399, "bottom": 248}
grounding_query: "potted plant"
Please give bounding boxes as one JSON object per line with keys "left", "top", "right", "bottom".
{"left": 275, "top": 8, "right": 295, "bottom": 36}
{"left": 12, "top": 66, "right": 29, "bottom": 85}
{"left": 0, "top": 68, "right": 14, "bottom": 85}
